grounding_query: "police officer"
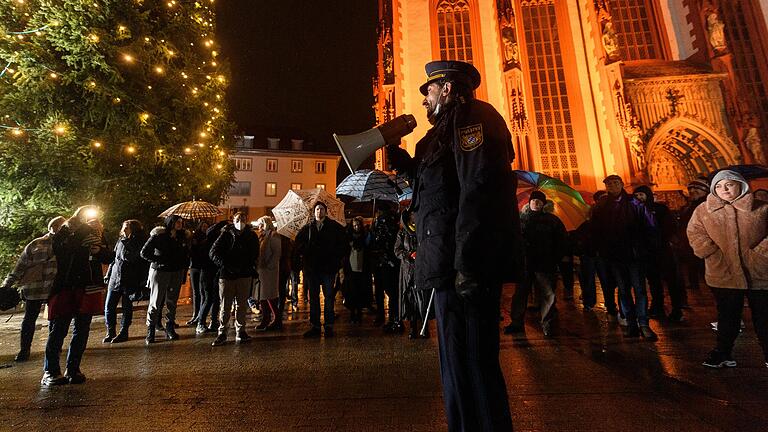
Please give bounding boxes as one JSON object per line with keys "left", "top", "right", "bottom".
{"left": 388, "top": 60, "right": 521, "bottom": 431}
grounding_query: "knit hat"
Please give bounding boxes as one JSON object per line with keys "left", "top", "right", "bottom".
{"left": 529, "top": 190, "right": 547, "bottom": 203}
{"left": 710, "top": 169, "right": 750, "bottom": 201}
{"left": 687, "top": 177, "right": 709, "bottom": 194}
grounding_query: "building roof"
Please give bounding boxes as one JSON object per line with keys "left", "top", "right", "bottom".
{"left": 233, "top": 148, "right": 341, "bottom": 158}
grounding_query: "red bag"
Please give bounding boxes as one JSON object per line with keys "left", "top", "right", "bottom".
{"left": 47, "top": 287, "right": 105, "bottom": 319}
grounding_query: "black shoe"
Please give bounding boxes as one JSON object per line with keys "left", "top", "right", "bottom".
{"left": 64, "top": 369, "right": 86, "bottom": 385}
{"left": 303, "top": 327, "right": 322, "bottom": 338}
{"left": 145, "top": 326, "right": 156, "bottom": 345}
{"left": 155, "top": 322, "right": 164, "bottom": 331}
{"left": 702, "top": 350, "right": 737, "bottom": 368}
{"left": 102, "top": 333, "right": 116, "bottom": 344}
{"left": 542, "top": 325, "right": 556, "bottom": 338}
{"left": 667, "top": 309, "right": 685, "bottom": 322}
{"left": 211, "top": 333, "right": 227, "bottom": 347}
{"left": 235, "top": 331, "right": 251, "bottom": 343}
{"left": 324, "top": 327, "right": 335, "bottom": 338}
{"left": 503, "top": 324, "right": 525, "bottom": 334}
{"left": 111, "top": 331, "right": 129, "bottom": 344}
{"left": 373, "top": 317, "right": 384, "bottom": 326}
{"left": 624, "top": 325, "right": 640, "bottom": 338}
{"left": 165, "top": 322, "right": 179, "bottom": 341}
{"left": 639, "top": 325, "right": 658, "bottom": 341}
{"left": 207, "top": 322, "right": 219, "bottom": 333}
{"left": 40, "top": 372, "right": 68, "bottom": 387}
{"left": 14, "top": 349, "right": 30, "bottom": 362}
{"left": 185, "top": 318, "right": 198, "bottom": 327}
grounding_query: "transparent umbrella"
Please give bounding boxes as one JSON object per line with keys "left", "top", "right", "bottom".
{"left": 272, "top": 188, "right": 345, "bottom": 239}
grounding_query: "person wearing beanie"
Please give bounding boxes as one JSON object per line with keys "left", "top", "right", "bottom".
{"left": 506, "top": 190, "right": 567, "bottom": 337}
{"left": 688, "top": 169, "right": 768, "bottom": 369}
{"left": 591, "top": 175, "right": 659, "bottom": 340}
{"left": 633, "top": 185, "right": 685, "bottom": 322}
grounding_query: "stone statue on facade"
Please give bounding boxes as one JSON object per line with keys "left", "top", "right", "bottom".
{"left": 745, "top": 127, "right": 767, "bottom": 165}
{"left": 706, "top": 12, "right": 727, "bottom": 53}
{"left": 602, "top": 21, "right": 621, "bottom": 62}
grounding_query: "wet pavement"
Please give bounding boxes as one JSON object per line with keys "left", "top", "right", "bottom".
{"left": 0, "top": 284, "right": 767, "bottom": 431}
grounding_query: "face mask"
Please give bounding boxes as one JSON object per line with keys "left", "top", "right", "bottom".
{"left": 234, "top": 221, "right": 244, "bottom": 231}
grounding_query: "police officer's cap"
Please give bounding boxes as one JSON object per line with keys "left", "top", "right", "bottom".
{"left": 419, "top": 60, "right": 481, "bottom": 96}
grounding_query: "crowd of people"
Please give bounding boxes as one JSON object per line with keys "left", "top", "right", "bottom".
{"left": 1, "top": 58, "right": 767, "bottom": 432}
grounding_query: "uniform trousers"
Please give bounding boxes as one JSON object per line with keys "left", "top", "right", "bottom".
{"left": 435, "top": 283, "right": 513, "bottom": 432}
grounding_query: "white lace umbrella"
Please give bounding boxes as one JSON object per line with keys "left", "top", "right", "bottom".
{"left": 336, "top": 169, "right": 412, "bottom": 202}
{"left": 272, "top": 188, "right": 346, "bottom": 239}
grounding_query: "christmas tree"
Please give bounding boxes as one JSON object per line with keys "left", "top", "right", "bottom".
{"left": 0, "top": 0, "right": 235, "bottom": 270}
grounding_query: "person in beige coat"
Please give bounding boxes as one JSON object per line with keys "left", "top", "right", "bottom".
{"left": 255, "top": 216, "right": 282, "bottom": 331}
{"left": 687, "top": 169, "right": 768, "bottom": 369}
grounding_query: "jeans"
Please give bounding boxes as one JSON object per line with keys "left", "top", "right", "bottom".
{"left": 307, "top": 271, "right": 336, "bottom": 329}
{"left": 608, "top": 260, "right": 648, "bottom": 327}
{"left": 20, "top": 299, "right": 43, "bottom": 353}
{"left": 578, "top": 255, "right": 597, "bottom": 308}
{"left": 189, "top": 268, "right": 203, "bottom": 320}
{"left": 145, "top": 268, "right": 185, "bottom": 327}
{"left": 195, "top": 268, "right": 220, "bottom": 325}
{"left": 711, "top": 288, "right": 768, "bottom": 360}
{"left": 104, "top": 289, "right": 132, "bottom": 332}
{"left": 218, "top": 277, "right": 252, "bottom": 335}
{"left": 510, "top": 271, "right": 558, "bottom": 330}
{"left": 44, "top": 314, "right": 92, "bottom": 375}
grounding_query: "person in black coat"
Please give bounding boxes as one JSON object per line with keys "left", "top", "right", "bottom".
{"left": 634, "top": 185, "right": 685, "bottom": 322}
{"left": 507, "top": 191, "right": 567, "bottom": 336}
{"left": 209, "top": 212, "right": 260, "bottom": 346}
{"left": 194, "top": 220, "right": 228, "bottom": 334}
{"left": 294, "top": 202, "right": 349, "bottom": 338}
{"left": 343, "top": 217, "right": 370, "bottom": 324}
{"left": 387, "top": 60, "right": 519, "bottom": 432}
{"left": 140, "top": 215, "right": 191, "bottom": 344}
{"left": 103, "top": 220, "right": 148, "bottom": 343}
{"left": 369, "top": 206, "right": 402, "bottom": 331}
{"left": 186, "top": 220, "right": 210, "bottom": 327}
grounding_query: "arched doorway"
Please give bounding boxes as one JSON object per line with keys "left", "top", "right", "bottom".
{"left": 645, "top": 118, "right": 739, "bottom": 191}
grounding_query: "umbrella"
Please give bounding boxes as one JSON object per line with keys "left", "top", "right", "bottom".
{"left": 336, "top": 169, "right": 412, "bottom": 202}
{"left": 514, "top": 170, "right": 590, "bottom": 231}
{"left": 272, "top": 188, "right": 346, "bottom": 239}
{"left": 158, "top": 200, "right": 222, "bottom": 219}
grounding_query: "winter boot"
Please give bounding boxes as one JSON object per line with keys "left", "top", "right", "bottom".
{"left": 145, "top": 326, "right": 155, "bottom": 345}
{"left": 165, "top": 321, "right": 179, "bottom": 340}
{"left": 255, "top": 300, "right": 270, "bottom": 331}
{"left": 111, "top": 328, "right": 129, "bottom": 343}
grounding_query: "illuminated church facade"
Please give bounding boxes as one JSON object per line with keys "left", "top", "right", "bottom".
{"left": 373, "top": 0, "right": 768, "bottom": 195}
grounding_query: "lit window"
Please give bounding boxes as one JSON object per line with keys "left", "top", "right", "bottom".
{"left": 265, "top": 182, "right": 277, "bottom": 196}
{"left": 233, "top": 157, "right": 252, "bottom": 171}
{"left": 291, "top": 160, "right": 303, "bottom": 173}
{"left": 436, "top": 0, "right": 474, "bottom": 63}
{"left": 266, "top": 158, "right": 278, "bottom": 172}
{"left": 229, "top": 181, "right": 251, "bottom": 196}
{"left": 291, "top": 183, "right": 302, "bottom": 191}
{"left": 315, "top": 161, "right": 326, "bottom": 174}
{"left": 315, "top": 183, "right": 326, "bottom": 190}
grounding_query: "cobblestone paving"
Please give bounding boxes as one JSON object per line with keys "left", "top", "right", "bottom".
{"left": 0, "top": 284, "right": 767, "bottom": 431}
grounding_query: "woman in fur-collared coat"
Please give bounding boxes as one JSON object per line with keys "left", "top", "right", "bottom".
{"left": 687, "top": 169, "right": 768, "bottom": 369}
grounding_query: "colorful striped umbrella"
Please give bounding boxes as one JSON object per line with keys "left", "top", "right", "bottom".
{"left": 514, "top": 170, "right": 590, "bottom": 231}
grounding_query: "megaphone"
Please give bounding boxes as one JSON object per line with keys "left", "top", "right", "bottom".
{"left": 334, "top": 114, "right": 417, "bottom": 172}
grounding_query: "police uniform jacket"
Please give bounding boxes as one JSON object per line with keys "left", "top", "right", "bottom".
{"left": 400, "top": 98, "right": 522, "bottom": 291}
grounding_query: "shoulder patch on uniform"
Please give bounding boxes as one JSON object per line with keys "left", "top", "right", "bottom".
{"left": 458, "top": 124, "right": 483, "bottom": 151}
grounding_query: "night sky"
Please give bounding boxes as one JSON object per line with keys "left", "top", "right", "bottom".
{"left": 216, "top": 1, "right": 378, "bottom": 152}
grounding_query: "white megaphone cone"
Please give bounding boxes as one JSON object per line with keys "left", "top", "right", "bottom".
{"left": 333, "top": 114, "right": 417, "bottom": 172}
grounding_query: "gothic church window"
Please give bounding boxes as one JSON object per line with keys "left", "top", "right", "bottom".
{"left": 521, "top": 0, "right": 580, "bottom": 185}
{"left": 436, "top": 0, "right": 473, "bottom": 62}
{"left": 607, "top": 0, "right": 663, "bottom": 60}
